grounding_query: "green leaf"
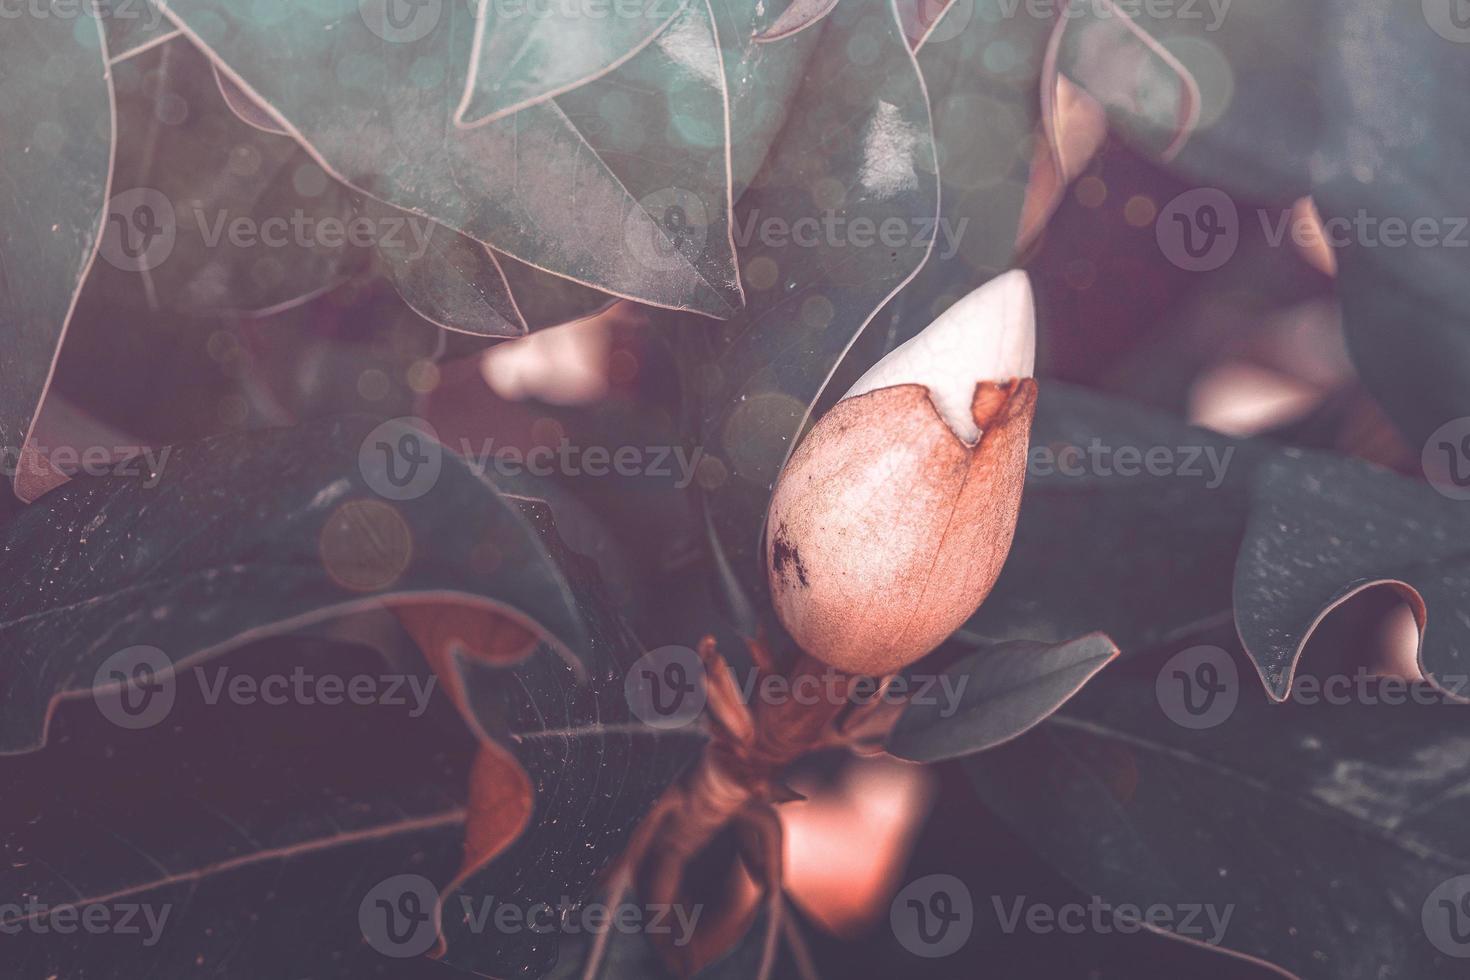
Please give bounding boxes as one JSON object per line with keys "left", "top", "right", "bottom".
{"left": 887, "top": 632, "right": 1119, "bottom": 762}
{"left": 2, "top": 633, "right": 473, "bottom": 978}
{"left": 1058, "top": 0, "right": 1320, "bottom": 203}
{"left": 354, "top": 193, "right": 526, "bottom": 337}
{"left": 498, "top": 252, "right": 618, "bottom": 329}
{"left": 456, "top": 0, "right": 692, "bottom": 124}
{"left": 868, "top": 0, "right": 1051, "bottom": 359}
{"left": 437, "top": 496, "right": 707, "bottom": 978}
{"left": 711, "top": 0, "right": 822, "bottom": 200}
{"left": 966, "top": 383, "right": 1266, "bottom": 654}
{"left": 100, "top": 0, "right": 179, "bottom": 62}
{"left": 0, "top": 417, "right": 590, "bottom": 755}
{"left": 1236, "top": 450, "right": 1470, "bottom": 700}
{"left": 1313, "top": 0, "right": 1470, "bottom": 452}
{"left": 105, "top": 37, "right": 368, "bottom": 317}
{"left": 1053, "top": 0, "right": 1199, "bottom": 161}
{"left": 156, "top": 0, "right": 741, "bottom": 317}
{"left": 753, "top": 0, "right": 842, "bottom": 42}
{"left": 968, "top": 641, "right": 1470, "bottom": 980}
{"left": 0, "top": 14, "right": 112, "bottom": 490}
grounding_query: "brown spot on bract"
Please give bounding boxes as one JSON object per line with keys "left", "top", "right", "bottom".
{"left": 770, "top": 525, "right": 809, "bottom": 588}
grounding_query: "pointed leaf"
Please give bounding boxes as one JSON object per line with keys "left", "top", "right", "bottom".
{"left": 711, "top": 0, "right": 822, "bottom": 200}
{"left": 103, "top": 38, "right": 367, "bottom": 317}
{"left": 0, "top": 417, "right": 589, "bottom": 754}
{"left": 1235, "top": 451, "right": 1470, "bottom": 701}
{"left": 0, "top": 15, "right": 112, "bottom": 493}
{"left": 754, "top": 0, "right": 843, "bottom": 42}
{"left": 968, "top": 641, "right": 1470, "bottom": 980}
{"left": 457, "top": 0, "right": 691, "bottom": 124}
{"left": 100, "top": 0, "right": 178, "bottom": 62}
{"left": 1053, "top": 0, "right": 1200, "bottom": 161}
{"left": 354, "top": 194, "right": 527, "bottom": 337}
{"left": 865, "top": 0, "right": 1052, "bottom": 368}
{"left": 966, "top": 384, "right": 1266, "bottom": 654}
{"left": 2, "top": 634, "right": 473, "bottom": 977}
{"left": 1312, "top": 0, "right": 1470, "bottom": 451}
{"left": 887, "top": 632, "right": 1119, "bottom": 762}
{"left": 156, "top": 0, "right": 741, "bottom": 317}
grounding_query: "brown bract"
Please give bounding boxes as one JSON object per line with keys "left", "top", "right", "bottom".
{"left": 767, "top": 377, "right": 1038, "bottom": 676}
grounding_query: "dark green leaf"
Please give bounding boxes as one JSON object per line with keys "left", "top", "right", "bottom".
{"left": 354, "top": 194, "right": 526, "bottom": 337}
{"left": 887, "top": 632, "right": 1119, "bottom": 762}
{"left": 1313, "top": 1, "right": 1470, "bottom": 452}
{"left": 0, "top": 14, "right": 112, "bottom": 489}
{"left": 2, "top": 634, "right": 471, "bottom": 978}
{"left": 966, "top": 383, "right": 1266, "bottom": 654}
{"left": 0, "top": 417, "right": 588, "bottom": 754}
{"left": 104, "top": 37, "right": 368, "bottom": 316}
{"left": 1060, "top": 0, "right": 1321, "bottom": 203}
{"left": 968, "top": 642, "right": 1470, "bottom": 980}
{"left": 1235, "top": 450, "right": 1470, "bottom": 700}
{"left": 864, "top": 0, "right": 1051, "bottom": 364}
{"left": 456, "top": 0, "right": 691, "bottom": 124}
{"left": 711, "top": 0, "right": 822, "bottom": 200}
{"left": 433, "top": 500, "right": 708, "bottom": 978}
{"left": 156, "top": 0, "right": 741, "bottom": 317}
{"left": 100, "top": 0, "right": 178, "bottom": 62}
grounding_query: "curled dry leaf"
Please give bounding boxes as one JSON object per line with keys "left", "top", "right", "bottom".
{"left": 1017, "top": 75, "right": 1108, "bottom": 254}
{"left": 753, "top": 0, "right": 842, "bottom": 43}
{"left": 766, "top": 271, "right": 1038, "bottom": 676}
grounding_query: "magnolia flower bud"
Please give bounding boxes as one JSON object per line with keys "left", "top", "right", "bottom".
{"left": 766, "top": 270, "right": 1039, "bottom": 676}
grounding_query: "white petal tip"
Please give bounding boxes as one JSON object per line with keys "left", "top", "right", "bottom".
{"left": 842, "top": 270, "right": 1036, "bottom": 443}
